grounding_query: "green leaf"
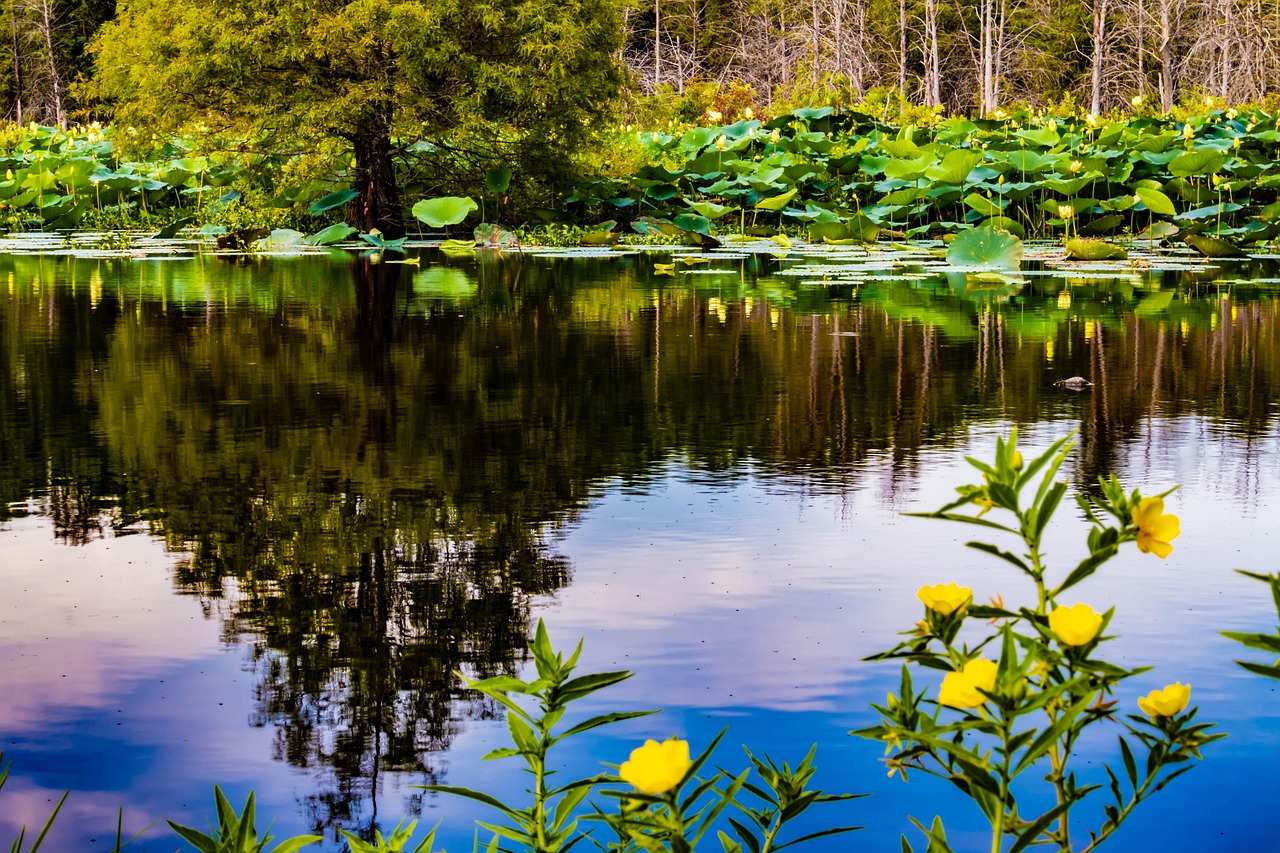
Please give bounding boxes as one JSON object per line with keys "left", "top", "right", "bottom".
{"left": 557, "top": 710, "right": 657, "bottom": 740}
{"left": 946, "top": 226, "right": 1024, "bottom": 269}
{"left": 308, "top": 188, "right": 359, "bottom": 215}
{"left": 755, "top": 188, "right": 798, "bottom": 211}
{"left": 773, "top": 826, "right": 864, "bottom": 851}
{"left": 1055, "top": 545, "right": 1118, "bottom": 594}
{"left": 412, "top": 196, "right": 479, "bottom": 227}
{"left": 485, "top": 167, "right": 513, "bottom": 194}
{"left": 151, "top": 216, "right": 196, "bottom": 239}
{"left": 1065, "top": 238, "right": 1128, "bottom": 261}
{"left": 306, "top": 223, "right": 358, "bottom": 246}
{"left": 166, "top": 822, "right": 217, "bottom": 853}
{"left": 1184, "top": 233, "right": 1247, "bottom": 258}
{"left": 1013, "top": 692, "right": 1096, "bottom": 777}
{"left": 266, "top": 836, "right": 323, "bottom": 853}
{"left": 963, "top": 193, "right": 1006, "bottom": 216}
{"left": 1168, "top": 151, "right": 1226, "bottom": 177}
{"left": 686, "top": 200, "right": 736, "bottom": 220}
{"left": 418, "top": 785, "right": 524, "bottom": 821}
{"left": 1134, "top": 186, "right": 1177, "bottom": 216}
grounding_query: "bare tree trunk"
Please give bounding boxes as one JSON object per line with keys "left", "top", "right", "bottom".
{"left": 898, "top": 0, "right": 908, "bottom": 98}
{"left": 1159, "top": 0, "right": 1174, "bottom": 110}
{"left": 654, "top": 0, "right": 661, "bottom": 90}
{"left": 925, "top": 0, "right": 941, "bottom": 105}
{"left": 1091, "top": 0, "right": 1109, "bottom": 114}
{"left": 37, "top": 0, "right": 61, "bottom": 126}
{"left": 10, "top": 17, "right": 22, "bottom": 124}
{"left": 1220, "top": 0, "right": 1231, "bottom": 98}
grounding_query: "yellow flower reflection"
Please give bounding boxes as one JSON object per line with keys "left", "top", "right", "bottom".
{"left": 1137, "top": 682, "right": 1191, "bottom": 717}
{"left": 1133, "top": 496, "right": 1181, "bottom": 558}
{"left": 917, "top": 582, "right": 973, "bottom": 616}
{"left": 619, "top": 738, "right": 691, "bottom": 794}
{"left": 1049, "top": 603, "right": 1103, "bottom": 646}
{"left": 939, "top": 658, "right": 998, "bottom": 709}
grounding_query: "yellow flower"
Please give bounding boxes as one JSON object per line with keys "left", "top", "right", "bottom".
{"left": 1133, "top": 496, "right": 1181, "bottom": 558}
{"left": 619, "top": 738, "right": 691, "bottom": 794}
{"left": 1069, "top": 160, "right": 1083, "bottom": 173}
{"left": 939, "top": 658, "right": 999, "bottom": 708}
{"left": 770, "top": 128, "right": 781, "bottom": 143}
{"left": 1137, "top": 682, "right": 1191, "bottom": 717}
{"left": 744, "top": 107, "right": 754, "bottom": 120}
{"left": 1132, "top": 94, "right": 1145, "bottom": 107}
{"left": 1057, "top": 204, "right": 1076, "bottom": 220}
{"left": 917, "top": 582, "right": 973, "bottom": 616}
{"left": 715, "top": 135, "right": 727, "bottom": 151}
{"left": 1049, "top": 603, "right": 1104, "bottom": 646}
{"left": 1182, "top": 124, "right": 1194, "bottom": 138}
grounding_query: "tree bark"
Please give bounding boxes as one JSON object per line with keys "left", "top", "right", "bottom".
{"left": 352, "top": 113, "right": 405, "bottom": 239}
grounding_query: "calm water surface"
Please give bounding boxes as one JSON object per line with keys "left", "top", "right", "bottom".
{"left": 1, "top": 248, "right": 1278, "bottom": 852}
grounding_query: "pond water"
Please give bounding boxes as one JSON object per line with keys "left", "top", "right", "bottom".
{"left": 1, "top": 243, "right": 1278, "bottom": 852}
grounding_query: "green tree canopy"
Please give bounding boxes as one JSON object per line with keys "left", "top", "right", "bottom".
{"left": 88, "top": 0, "right": 626, "bottom": 234}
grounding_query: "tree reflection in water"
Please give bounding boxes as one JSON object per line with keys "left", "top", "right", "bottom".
{"left": 1, "top": 250, "right": 1278, "bottom": 835}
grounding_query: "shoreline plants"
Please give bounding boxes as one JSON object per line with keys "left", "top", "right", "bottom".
{"left": 855, "top": 430, "right": 1223, "bottom": 852}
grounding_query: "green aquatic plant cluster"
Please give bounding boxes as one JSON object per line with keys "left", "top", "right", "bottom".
{"left": 856, "top": 430, "right": 1223, "bottom": 852}
{"left": 568, "top": 106, "right": 1280, "bottom": 255}
{"left": 0, "top": 123, "right": 245, "bottom": 230}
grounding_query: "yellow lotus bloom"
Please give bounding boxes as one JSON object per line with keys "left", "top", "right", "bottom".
{"left": 619, "top": 738, "right": 691, "bottom": 794}
{"left": 1132, "top": 94, "right": 1145, "bottom": 107}
{"left": 1069, "top": 160, "right": 1083, "bottom": 173}
{"left": 1133, "top": 496, "right": 1181, "bottom": 558}
{"left": 1057, "top": 204, "right": 1076, "bottom": 220}
{"left": 770, "top": 128, "right": 781, "bottom": 143}
{"left": 1182, "top": 124, "right": 1194, "bottom": 138}
{"left": 1048, "top": 119, "right": 1058, "bottom": 132}
{"left": 1137, "top": 682, "right": 1191, "bottom": 717}
{"left": 715, "top": 135, "right": 727, "bottom": 151}
{"left": 917, "top": 582, "right": 973, "bottom": 616}
{"left": 939, "top": 658, "right": 999, "bottom": 708}
{"left": 1227, "top": 108, "right": 1238, "bottom": 120}
{"left": 1049, "top": 603, "right": 1104, "bottom": 646}
{"left": 744, "top": 107, "right": 754, "bottom": 120}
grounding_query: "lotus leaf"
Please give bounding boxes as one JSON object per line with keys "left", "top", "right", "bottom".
{"left": 306, "top": 223, "right": 359, "bottom": 246}
{"left": 1134, "top": 186, "right": 1177, "bottom": 215}
{"left": 1065, "top": 238, "right": 1128, "bottom": 260}
{"left": 1184, "top": 233, "right": 1247, "bottom": 257}
{"left": 946, "top": 226, "right": 1024, "bottom": 269}
{"left": 412, "top": 196, "right": 479, "bottom": 227}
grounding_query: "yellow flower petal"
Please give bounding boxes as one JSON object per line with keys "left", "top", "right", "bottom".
{"left": 619, "top": 738, "right": 691, "bottom": 794}
{"left": 917, "top": 583, "right": 973, "bottom": 616}
{"left": 1137, "top": 682, "right": 1191, "bottom": 717}
{"left": 1049, "top": 603, "right": 1104, "bottom": 646}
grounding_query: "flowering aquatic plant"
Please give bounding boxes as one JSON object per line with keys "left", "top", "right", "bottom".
{"left": 424, "top": 620, "right": 862, "bottom": 853}
{"left": 855, "top": 429, "right": 1222, "bottom": 853}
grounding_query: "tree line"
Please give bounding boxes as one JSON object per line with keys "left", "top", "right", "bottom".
{"left": 6, "top": 0, "right": 1280, "bottom": 132}
{"left": 621, "top": 0, "right": 1279, "bottom": 114}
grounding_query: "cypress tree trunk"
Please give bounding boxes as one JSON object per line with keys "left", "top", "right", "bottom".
{"left": 352, "top": 113, "right": 405, "bottom": 239}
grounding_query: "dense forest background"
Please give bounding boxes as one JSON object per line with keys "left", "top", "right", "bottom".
{"left": 5, "top": 0, "right": 1280, "bottom": 132}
